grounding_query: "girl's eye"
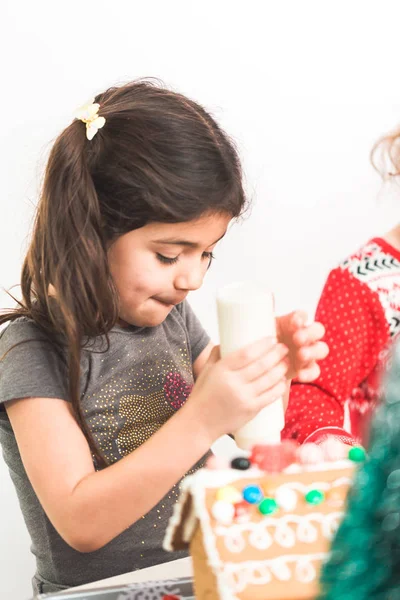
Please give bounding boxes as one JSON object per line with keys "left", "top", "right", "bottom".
{"left": 203, "top": 252, "right": 215, "bottom": 267}
{"left": 156, "top": 251, "right": 215, "bottom": 266}
{"left": 156, "top": 253, "right": 179, "bottom": 265}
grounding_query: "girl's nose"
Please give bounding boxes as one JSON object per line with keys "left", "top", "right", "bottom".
{"left": 174, "top": 266, "right": 204, "bottom": 292}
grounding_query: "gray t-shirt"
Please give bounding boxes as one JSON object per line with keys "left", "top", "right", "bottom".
{"left": 0, "top": 301, "right": 210, "bottom": 594}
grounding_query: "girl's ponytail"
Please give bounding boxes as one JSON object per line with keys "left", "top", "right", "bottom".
{"left": 5, "top": 119, "right": 118, "bottom": 468}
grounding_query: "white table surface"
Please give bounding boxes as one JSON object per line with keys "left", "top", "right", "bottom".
{"left": 71, "top": 557, "right": 193, "bottom": 592}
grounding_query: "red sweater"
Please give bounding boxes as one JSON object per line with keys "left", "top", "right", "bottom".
{"left": 282, "top": 237, "right": 400, "bottom": 446}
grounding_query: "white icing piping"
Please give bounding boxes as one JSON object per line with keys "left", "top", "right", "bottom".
{"left": 222, "top": 553, "right": 327, "bottom": 592}
{"left": 187, "top": 460, "right": 354, "bottom": 490}
{"left": 163, "top": 475, "right": 195, "bottom": 551}
{"left": 215, "top": 512, "right": 343, "bottom": 553}
{"left": 164, "top": 473, "right": 238, "bottom": 599}
{"left": 283, "top": 459, "right": 354, "bottom": 473}
{"left": 191, "top": 473, "right": 240, "bottom": 600}
{"left": 272, "top": 476, "right": 353, "bottom": 494}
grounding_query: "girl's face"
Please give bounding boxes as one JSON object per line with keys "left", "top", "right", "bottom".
{"left": 107, "top": 212, "right": 231, "bottom": 327}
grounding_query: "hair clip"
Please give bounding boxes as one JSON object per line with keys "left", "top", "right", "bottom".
{"left": 75, "top": 99, "right": 106, "bottom": 140}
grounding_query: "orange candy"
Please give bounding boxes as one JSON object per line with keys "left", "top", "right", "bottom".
{"left": 326, "top": 488, "right": 345, "bottom": 504}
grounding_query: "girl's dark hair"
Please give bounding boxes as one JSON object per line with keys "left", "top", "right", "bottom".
{"left": 1, "top": 80, "right": 246, "bottom": 467}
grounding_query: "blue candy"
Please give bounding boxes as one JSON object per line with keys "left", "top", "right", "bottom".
{"left": 242, "top": 484, "right": 263, "bottom": 504}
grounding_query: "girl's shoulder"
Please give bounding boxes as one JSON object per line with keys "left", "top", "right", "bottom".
{"left": 340, "top": 238, "right": 400, "bottom": 271}
{"left": 0, "top": 317, "right": 60, "bottom": 359}
{"left": 0, "top": 317, "right": 71, "bottom": 405}
{"left": 336, "top": 238, "right": 400, "bottom": 295}
{"left": 1, "top": 316, "right": 44, "bottom": 340}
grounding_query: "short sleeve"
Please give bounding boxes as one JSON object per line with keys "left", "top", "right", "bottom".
{"left": 0, "top": 318, "right": 70, "bottom": 405}
{"left": 177, "top": 301, "right": 210, "bottom": 362}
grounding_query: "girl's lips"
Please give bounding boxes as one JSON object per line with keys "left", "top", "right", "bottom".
{"left": 153, "top": 295, "right": 187, "bottom": 306}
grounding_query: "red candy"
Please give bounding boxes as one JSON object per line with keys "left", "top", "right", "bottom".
{"left": 233, "top": 501, "right": 251, "bottom": 523}
{"left": 250, "top": 441, "right": 298, "bottom": 472}
{"left": 281, "top": 440, "right": 298, "bottom": 463}
{"left": 163, "top": 596, "right": 181, "bottom": 600}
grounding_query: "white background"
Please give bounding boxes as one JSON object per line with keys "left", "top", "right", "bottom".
{"left": 1, "top": 1, "right": 400, "bottom": 598}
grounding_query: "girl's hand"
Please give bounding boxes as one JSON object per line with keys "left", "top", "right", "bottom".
{"left": 187, "top": 337, "right": 289, "bottom": 442}
{"left": 275, "top": 311, "right": 328, "bottom": 381}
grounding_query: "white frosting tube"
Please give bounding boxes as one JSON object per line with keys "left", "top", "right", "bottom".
{"left": 217, "top": 282, "right": 285, "bottom": 450}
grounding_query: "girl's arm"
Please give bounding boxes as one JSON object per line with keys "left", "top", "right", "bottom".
{"left": 282, "top": 267, "right": 389, "bottom": 444}
{"left": 193, "top": 341, "right": 214, "bottom": 378}
{"left": 6, "top": 395, "right": 212, "bottom": 553}
{"left": 6, "top": 336, "right": 289, "bottom": 553}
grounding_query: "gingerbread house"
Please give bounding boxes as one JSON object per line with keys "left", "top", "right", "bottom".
{"left": 164, "top": 442, "right": 363, "bottom": 600}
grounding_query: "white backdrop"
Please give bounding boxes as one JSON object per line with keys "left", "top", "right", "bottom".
{"left": 1, "top": 1, "right": 400, "bottom": 598}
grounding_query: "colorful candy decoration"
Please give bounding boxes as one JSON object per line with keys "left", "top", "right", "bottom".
{"left": 261, "top": 482, "right": 276, "bottom": 498}
{"left": 275, "top": 486, "right": 298, "bottom": 511}
{"left": 325, "top": 488, "right": 344, "bottom": 504}
{"left": 242, "top": 484, "right": 263, "bottom": 504}
{"left": 250, "top": 441, "right": 297, "bottom": 472}
{"left": 305, "top": 489, "right": 325, "bottom": 505}
{"left": 216, "top": 485, "right": 242, "bottom": 504}
{"left": 320, "top": 437, "right": 349, "bottom": 462}
{"left": 233, "top": 501, "right": 251, "bottom": 523}
{"left": 258, "top": 497, "right": 279, "bottom": 515}
{"left": 297, "top": 443, "right": 325, "bottom": 465}
{"left": 211, "top": 500, "right": 235, "bottom": 525}
{"left": 250, "top": 445, "right": 274, "bottom": 470}
{"left": 348, "top": 446, "right": 366, "bottom": 463}
{"left": 281, "top": 440, "right": 299, "bottom": 463}
{"left": 231, "top": 456, "right": 251, "bottom": 470}
{"left": 208, "top": 435, "right": 361, "bottom": 540}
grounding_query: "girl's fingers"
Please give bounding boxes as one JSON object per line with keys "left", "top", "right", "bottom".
{"left": 224, "top": 336, "right": 277, "bottom": 370}
{"left": 297, "top": 341, "right": 329, "bottom": 364}
{"left": 292, "top": 322, "right": 325, "bottom": 347}
{"left": 241, "top": 343, "right": 288, "bottom": 382}
{"left": 296, "top": 363, "right": 321, "bottom": 382}
{"left": 290, "top": 310, "right": 308, "bottom": 331}
{"left": 254, "top": 379, "right": 288, "bottom": 410}
{"left": 251, "top": 362, "right": 289, "bottom": 396}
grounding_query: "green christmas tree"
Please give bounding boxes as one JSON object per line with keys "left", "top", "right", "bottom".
{"left": 319, "top": 343, "right": 400, "bottom": 599}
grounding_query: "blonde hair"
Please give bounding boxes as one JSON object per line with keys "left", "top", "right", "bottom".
{"left": 371, "top": 125, "right": 400, "bottom": 178}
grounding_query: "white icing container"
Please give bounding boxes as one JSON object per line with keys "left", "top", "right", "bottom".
{"left": 217, "top": 282, "right": 285, "bottom": 450}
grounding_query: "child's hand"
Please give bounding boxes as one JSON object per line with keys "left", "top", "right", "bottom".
{"left": 188, "top": 337, "right": 289, "bottom": 442}
{"left": 275, "top": 311, "right": 328, "bottom": 381}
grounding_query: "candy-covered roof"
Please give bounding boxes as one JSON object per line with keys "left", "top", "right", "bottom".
{"left": 163, "top": 441, "right": 364, "bottom": 600}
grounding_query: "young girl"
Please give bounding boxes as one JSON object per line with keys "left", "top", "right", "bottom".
{"left": 0, "top": 80, "right": 327, "bottom": 595}
{"left": 283, "top": 127, "right": 400, "bottom": 448}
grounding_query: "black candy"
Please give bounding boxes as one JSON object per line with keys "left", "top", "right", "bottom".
{"left": 231, "top": 457, "right": 251, "bottom": 470}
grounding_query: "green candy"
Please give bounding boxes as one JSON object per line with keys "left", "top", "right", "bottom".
{"left": 305, "top": 489, "right": 325, "bottom": 505}
{"left": 258, "top": 498, "right": 278, "bottom": 515}
{"left": 348, "top": 446, "right": 366, "bottom": 463}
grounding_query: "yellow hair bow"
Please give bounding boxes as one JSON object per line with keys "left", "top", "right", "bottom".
{"left": 75, "top": 99, "right": 106, "bottom": 140}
